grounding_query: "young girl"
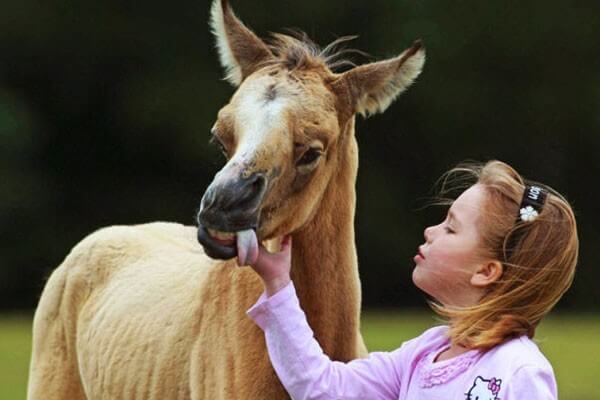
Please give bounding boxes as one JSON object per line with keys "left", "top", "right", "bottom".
{"left": 244, "top": 160, "right": 578, "bottom": 399}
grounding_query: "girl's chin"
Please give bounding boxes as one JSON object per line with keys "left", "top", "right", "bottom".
{"left": 411, "top": 267, "right": 438, "bottom": 299}
{"left": 411, "top": 267, "right": 425, "bottom": 290}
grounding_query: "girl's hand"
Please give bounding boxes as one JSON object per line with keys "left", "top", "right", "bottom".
{"left": 246, "top": 235, "right": 292, "bottom": 297}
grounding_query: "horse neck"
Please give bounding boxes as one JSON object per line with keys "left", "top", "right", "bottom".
{"left": 291, "top": 118, "right": 361, "bottom": 360}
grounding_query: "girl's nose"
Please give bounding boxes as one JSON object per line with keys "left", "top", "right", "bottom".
{"left": 424, "top": 226, "right": 434, "bottom": 243}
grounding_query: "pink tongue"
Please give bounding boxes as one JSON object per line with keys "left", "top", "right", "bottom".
{"left": 236, "top": 229, "right": 259, "bottom": 266}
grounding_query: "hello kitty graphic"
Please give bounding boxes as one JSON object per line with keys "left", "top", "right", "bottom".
{"left": 465, "top": 376, "right": 502, "bottom": 400}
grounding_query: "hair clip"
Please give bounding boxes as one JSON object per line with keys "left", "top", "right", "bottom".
{"left": 518, "top": 186, "right": 547, "bottom": 222}
{"left": 519, "top": 206, "right": 539, "bottom": 222}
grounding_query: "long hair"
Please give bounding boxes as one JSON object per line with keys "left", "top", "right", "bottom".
{"left": 431, "top": 160, "right": 579, "bottom": 350}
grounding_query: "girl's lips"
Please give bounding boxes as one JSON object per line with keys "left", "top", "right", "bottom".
{"left": 414, "top": 246, "right": 425, "bottom": 263}
{"left": 418, "top": 246, "right": 426, "bottom": 259}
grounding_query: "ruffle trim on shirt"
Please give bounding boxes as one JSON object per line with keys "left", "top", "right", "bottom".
{"left": 418, "top": 349, "right": 479, "bottom": 388}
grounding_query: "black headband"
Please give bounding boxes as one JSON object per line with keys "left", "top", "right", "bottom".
{"left": 518, "top": 185, "right": 548, "bottom": 222}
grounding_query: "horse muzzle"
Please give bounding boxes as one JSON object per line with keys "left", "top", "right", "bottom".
{"left": 196, "top": 172, "right": 267, "bottom": 260}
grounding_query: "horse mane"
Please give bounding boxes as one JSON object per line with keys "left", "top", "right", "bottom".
{"left": 265, "top": 31, "right": 367, "bottom": 72}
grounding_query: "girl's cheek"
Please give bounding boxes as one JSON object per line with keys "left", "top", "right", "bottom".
{"left": 437, "top": 250, "right": 468, "bottom": 271}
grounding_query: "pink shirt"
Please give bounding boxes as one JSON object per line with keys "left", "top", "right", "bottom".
{"left": 247, "top": 281, "right": 557, "bottom": 400}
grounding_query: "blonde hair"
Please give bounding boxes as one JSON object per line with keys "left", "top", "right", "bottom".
{"left": 431, "top": 160, "right": 579, "bottom": 351}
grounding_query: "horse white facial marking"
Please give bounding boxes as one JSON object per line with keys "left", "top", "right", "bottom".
{"left": 233, "top": 80, "right": 290, "bottom": 165}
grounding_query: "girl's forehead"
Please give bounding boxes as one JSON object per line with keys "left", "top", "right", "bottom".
{"left": 451, "top": 185, "right": 487, "bottom": 222}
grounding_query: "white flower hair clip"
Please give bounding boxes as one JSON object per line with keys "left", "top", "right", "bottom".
{"left": 518, "top": 186, "right": 547, "bottom": 223}
{"left": 520, "top": 205, "right": 539, "bottom": 222}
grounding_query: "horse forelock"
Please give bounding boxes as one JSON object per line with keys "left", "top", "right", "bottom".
{"left": 263, "top": 32, "right": 364, "bottom": 74}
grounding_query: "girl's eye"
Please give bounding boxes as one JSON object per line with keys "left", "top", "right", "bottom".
{"left": 297, "top": 148, "right": 322, "bottom": 166}
{"left": 445, "top": 226, "right": 455, "bottom": 234}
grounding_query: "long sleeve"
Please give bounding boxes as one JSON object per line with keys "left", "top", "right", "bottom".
{"left": 247, "top": 281, "right": 403, "bottom": 400}
{"left": 504, "top": 365, "right": 557, "bottom": 400}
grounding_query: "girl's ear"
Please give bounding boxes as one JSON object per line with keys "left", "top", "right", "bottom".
{"left": 470, "top": 260, "right": 503, "bottom": 287}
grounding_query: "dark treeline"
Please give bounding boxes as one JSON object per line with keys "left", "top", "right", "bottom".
{"left": 1, "top": 0, "right": 598, "bottom": 310}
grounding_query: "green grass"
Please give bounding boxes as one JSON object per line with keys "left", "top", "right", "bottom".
{"left": 0, "top": 315, "right": 32, "bottom": 400}
{"left": 2, "top": 313, "right": 599, "bottom": 400}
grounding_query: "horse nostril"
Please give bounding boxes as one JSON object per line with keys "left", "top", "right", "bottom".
{"left": 251, "top": 173, "right": 266, "bottom": 194}
{"left": 200, "top": 172, "right": 268, "bottom": 219}
{"left": 236, "top": 173, "right": 266, "bottom": 209}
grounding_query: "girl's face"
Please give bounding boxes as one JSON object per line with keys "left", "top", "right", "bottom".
{"left": 412, "top": 184, "right": 489, "bottom": 307}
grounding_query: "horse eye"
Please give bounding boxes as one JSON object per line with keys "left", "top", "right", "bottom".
{"left": 297, "top": 148, "right": 322, "bottom": 166}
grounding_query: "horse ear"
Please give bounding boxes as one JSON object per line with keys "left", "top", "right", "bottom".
{"left": 332, "top": 40, "right": 425, "bottom": 117}
{"left": 210, "top": 0, "right": 274, "bottom": 86}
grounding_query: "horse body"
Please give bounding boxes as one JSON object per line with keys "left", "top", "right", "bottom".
{"left": 28, "top": 1, "right": 424, "bottom": 398}
{"left": 29, "top": 223, "right": 273, "bottom": 399}
{"left": 30, "top": 166, "right": 362, "bottom": 400}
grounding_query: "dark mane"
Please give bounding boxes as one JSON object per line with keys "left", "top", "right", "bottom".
{"left": 266, "top": 31, "right": 366, "bottom": 72}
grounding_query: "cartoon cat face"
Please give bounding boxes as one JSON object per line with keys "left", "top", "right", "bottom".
{"left": 466, "top": 376, "right": 502, "bottom": 400}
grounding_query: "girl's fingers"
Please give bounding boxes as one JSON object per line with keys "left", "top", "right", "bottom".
{"left": 256, "top": 243, "right": 271, "bottom": 259}
{"left": 281, "top": 235, "right": 292, "bottom": 251}
{"left": 249, "top": 235, "right": 292, "bottom": 269}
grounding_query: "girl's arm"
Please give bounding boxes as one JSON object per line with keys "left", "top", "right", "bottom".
{"left": 244, "top": 236, "right": 403, "bottom": 400}
{"left": 247, "top": 280, "right": 403, "bottom": 400}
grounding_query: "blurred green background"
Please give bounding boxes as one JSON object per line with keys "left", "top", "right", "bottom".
{"left": 1, "top": 0, "right": 599, "bottom": 397}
